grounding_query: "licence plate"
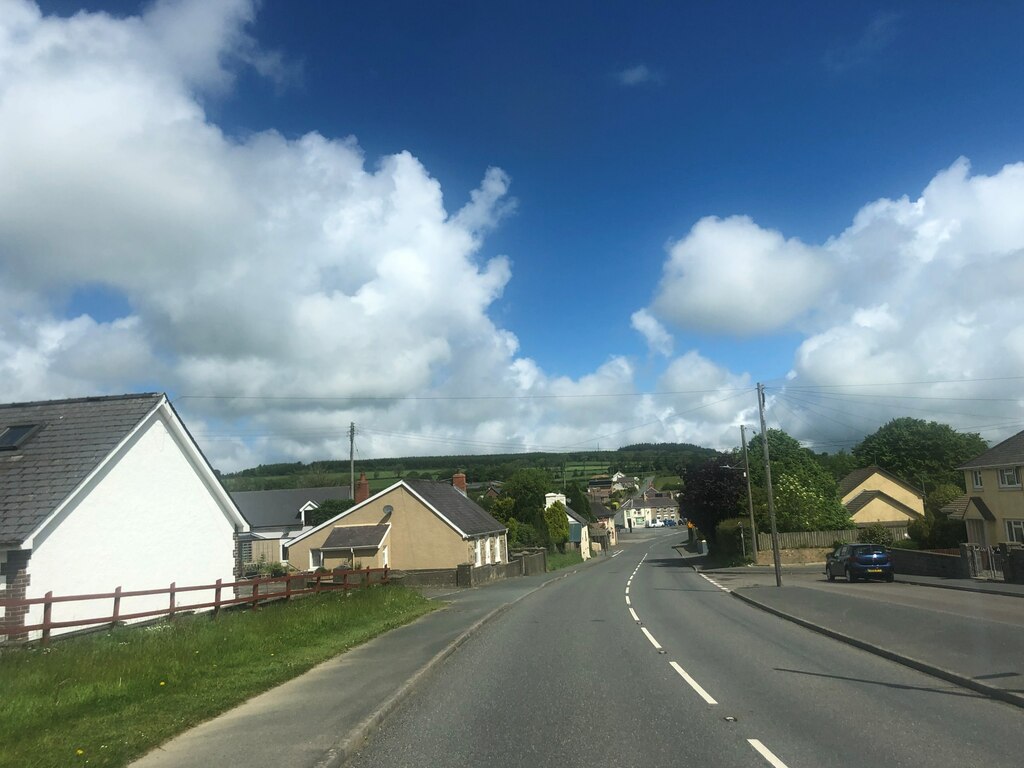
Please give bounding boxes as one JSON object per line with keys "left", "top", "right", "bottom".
{"left": 867, "top": 568, "right": 882, "bottom": 573}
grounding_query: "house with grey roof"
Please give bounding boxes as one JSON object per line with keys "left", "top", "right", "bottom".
{"left": 231, "top": 485, "right": 351, "bottom": 567}
{"left": 0, "top": 394, "right": 247, "bottom": 641}
{"left": 283, "top": 476, "right": 507, "bottom": 572}
{"left": 544, "top": 492, "right": 591, "bottom": 559}
{"left": 945, "top": 431, "right": 1024, "bottom": 547}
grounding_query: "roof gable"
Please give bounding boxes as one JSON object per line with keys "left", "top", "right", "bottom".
{"left": 0, "top": 394, "right": 164, "bottom": 546}
{"left": 844, "top": 490, "right": 924, "bottom": 519}
{"left": 839, "top": 466, "right": 923, "bottom": 499}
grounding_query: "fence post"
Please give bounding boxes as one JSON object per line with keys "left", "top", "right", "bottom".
{"left": 252, "top": 579, "right": 260, "bottom": 610}
{"left": 342, "top": 570, "right": 349, "bottom": 592}
{"left": 213, "top": 578, "right": 222, "bottom": 619}
{"left": 285, "top": 574, "right": 293, "bottom": 601}
{"left": 111, "top": 586, "right": 122, "bottom": 628}
{"left": 384, "top": 565, "right": 389, "bottom": 584}
{"left": 168, "top": 582, "right": 177, "bottom": 621}
{"left": 42, "top": 591, "right": 53, "bottom": 645}
{"left": 315, "top": 573, "right": 322, "bottom": 594}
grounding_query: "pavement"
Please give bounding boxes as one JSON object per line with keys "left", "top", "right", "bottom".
{"left": 130, "top": 539, "right": 1022, "bottom": 768}
{"left": 691, "top": 557, "right": 1024, "bottom": 709}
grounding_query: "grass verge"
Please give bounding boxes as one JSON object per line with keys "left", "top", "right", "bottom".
{"left": 0, "top": 585, "right": 436, "bottom": 768}
{"left": 546, "top": 551, "right": 584, "bottom": 571}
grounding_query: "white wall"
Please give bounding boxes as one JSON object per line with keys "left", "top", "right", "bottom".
{"left": 24, "top": 412, "right": 240, "bottom": 637}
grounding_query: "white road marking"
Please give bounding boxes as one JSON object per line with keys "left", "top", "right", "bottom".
{"left": 669, "top": 661, "right": 718, "bottom": 705}
{"left": 625, "top": 586, "right": 630, "bottom": 595}
{"left": 625, "top": 595, "right": 631, "bottom": 605}
{"left": 611, "top": 550, "right": 622, "bottom": 558}
{"left": 748, "top": 740, "right": 789, "bottom": 768}
{"left": 641, "top": 627, "right": 662, "bottom": 650}
{"left": 629, "top": 607, "right": 640, "bottom": 623}
{"left": 699, "top": 573, "right": 731, "bottom": 592}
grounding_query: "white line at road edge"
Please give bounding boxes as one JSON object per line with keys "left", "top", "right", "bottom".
{"left": 699, "top": 573, "right": 731, "bottom": 593}
{"left": 641, "top": 627, "right": 662, "bottom": 650}
{"left": 625, "top": 595, "right": 631, "bottom": 605}
{"left": 748, "top": 739, "right": 789, "bottom": 768}
{"left": 629, "top": 607, "right": 640, "bottom": 623}
{"left": 669, "top": 661, "right": 718, "bottom": 705}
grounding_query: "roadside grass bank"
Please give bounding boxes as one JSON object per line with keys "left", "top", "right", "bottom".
{"left": 0, "top": 586, "right": 436, "bottom": 768}
{"left": 547, "top": 551, "right": 584, "bottom": 571}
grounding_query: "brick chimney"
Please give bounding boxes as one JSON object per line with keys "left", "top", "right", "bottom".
{"left": 355, "top": 472, "right": 370, "bottom": 504}
{"left": 452, "top": 472, "right": 467, "bottom": 495}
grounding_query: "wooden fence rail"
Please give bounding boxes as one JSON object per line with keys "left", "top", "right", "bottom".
{"left": 0, "top": 567, "right": 389, "bottom": 644}
{"left": 755, "top": 527, "right": 910, "bottom": 551}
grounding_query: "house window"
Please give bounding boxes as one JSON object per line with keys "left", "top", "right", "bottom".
{"left": 475, "top": 539, "right": 482, "bottom": 567}
{"left": 1007, "top": 520, "right": 1024, "bottom": 544}
{"left": 997, "top": 467, "right": 1021, "bottom": 488}
{"left": 972, "top": 470, "right": 983, "bottom": 489}
{"left": 494, "top": 537, "right": 502, "bottom": 563}
{"left": 310, "top": 550, "right": 324, "bottom": 569}
{"left": 485, "top": 537, "right": 492, "bottom": 565}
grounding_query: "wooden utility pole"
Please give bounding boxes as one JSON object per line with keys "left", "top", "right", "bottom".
{"left": 349, "top": 422, "right": 355, "bottom": 500}
{"left": 740, "top": 424, "right": 758, "bottom": 561}
{"left": 756, "top": 384, "right": 783, "bottom": 587}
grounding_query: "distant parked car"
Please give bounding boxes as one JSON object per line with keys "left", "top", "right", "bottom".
{"left": 663, "top": 519, "right": 677, "bottom": 526}
{"left": 826, "top": 544, "right": 894, "bottom": 582}
{"left": 651, "top": 519, "right": 665, "bottom": 528}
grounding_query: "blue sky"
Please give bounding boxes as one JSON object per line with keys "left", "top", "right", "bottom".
{"left": 5, "top": 1, "right": 1024, "bottom": 469}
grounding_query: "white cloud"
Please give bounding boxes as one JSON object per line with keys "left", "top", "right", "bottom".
{"left": 614, "top": 63, "right": 662, "bottom": 87}
{"left": 631, "top": 309, "right": 673, "bottom": 356}
{"left": 650, "top": 216, "right": 834, "bottom": 334}
{"left": 823, "top": 11, "right": 901, "bottom": 73}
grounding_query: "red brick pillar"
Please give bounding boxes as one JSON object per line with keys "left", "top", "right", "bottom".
{"left": 1, "top": 550, "right": 31, "bottom": 642}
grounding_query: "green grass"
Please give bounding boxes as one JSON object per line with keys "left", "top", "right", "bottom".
{"left": 0, "top": 586, "right": 436, "bottom": 768}
{"left": 546, "top": 551, "right": 584, "bottom": 571}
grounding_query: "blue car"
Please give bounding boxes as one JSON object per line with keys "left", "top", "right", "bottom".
{"left": 826, "top": 543, "right": 894, "bottom": 582}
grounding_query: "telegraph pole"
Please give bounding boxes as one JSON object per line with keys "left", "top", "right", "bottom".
{"left": 349, "top": 422, "right": 355, "bottom": 500}
{"left": 756, "top": 384, "right": 783, "bottom": 587}
{"left": 740, "top": 424, "right": 758, "bottom": 561}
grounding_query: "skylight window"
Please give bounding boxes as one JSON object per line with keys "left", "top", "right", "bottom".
{"left": 0, "top": 424, "right": 41, "bottom": 450}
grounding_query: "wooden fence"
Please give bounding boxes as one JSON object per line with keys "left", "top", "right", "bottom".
{"left": 756, "top": 527, "right": 910, "bottom": 551}
{"left": 0, "top": 567, "right": 389, "bottom": 645}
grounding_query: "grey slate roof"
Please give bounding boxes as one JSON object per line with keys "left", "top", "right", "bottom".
{"left": 959, "top": 430, "right": 1024, "bottom": 470}
{"left": 565, "top": 506, "right": 588, "bottom": 526}
{"left": 321, "top": 524, "right": 390, "bottom": 549}
{"left": 404, "top": 479, "right": 506, "bottom": 536}
{"left": 838, "top": 466, "right": 923, "bottom": 499}
{"left": 943, "top": 494, "right": 995, "bottom": 521}
{"left": 0, "top": 394, "right": 163, "bottom": 546}
{"left": 591, "top": 502, "right": 616, "bottom": 519}
{"left": 231, "top": 486, "right": 351, "bottom": 529}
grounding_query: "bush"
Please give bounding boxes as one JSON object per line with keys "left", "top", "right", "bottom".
{"left": 859, "top": 523, "right": 895, "bottom": 547}
{"left": 507, "top": 518, "right": 542, "bottom": 548}
{"left": 713, "top": 518, "right": 753, "bottom": 561}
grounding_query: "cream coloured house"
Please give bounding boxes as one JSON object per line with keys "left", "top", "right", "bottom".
{"left": 945, "top": 431, "right": 1024, "bottom": 547}
{"left": 839, "top": 466, "right": 925, "bottom": 527}
{"left": 284, "top": 477, "right": 507, "bottom": 572}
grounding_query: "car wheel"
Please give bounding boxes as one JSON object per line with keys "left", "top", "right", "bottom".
{"left": 826, "top": 567, "right": 835, "bottom": 582}
{"left": 846, "top": 568, "right": 857, "bottom": 583}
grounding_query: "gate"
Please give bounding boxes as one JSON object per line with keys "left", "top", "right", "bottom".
{"left": 963, "top": 544, "right": 1006, "bottom": 581}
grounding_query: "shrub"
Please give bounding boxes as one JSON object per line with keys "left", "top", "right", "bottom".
{"left": 859, "top": 523, "right": 895, "bottom": 547}
{"left": 714, "top": 518, "right": 753, "bottom": 560}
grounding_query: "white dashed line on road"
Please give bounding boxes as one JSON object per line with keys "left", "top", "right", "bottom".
{"left": 748, "top": 739, "right": 790, "bottom": 768}
{"left": 669, "top": 661, "right": 718, "bottom": 705}
{"left": 625, "top": 595, "right": 631, "bottom": 605}
{"left": 699, "top": 573, "right": 731, "bottom": 592}
{"left": 629, "top": 607, "right": 641, "bottom": 623}
{"left": 641, "top": 627, "right": 663, "bottom": 651}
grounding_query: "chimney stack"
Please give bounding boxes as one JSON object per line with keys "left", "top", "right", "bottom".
{"left": 355, "top": 472, "right": 370, "bottom": 504}
{"left": 452, "top": 472, "right": 467, "bottom": 495}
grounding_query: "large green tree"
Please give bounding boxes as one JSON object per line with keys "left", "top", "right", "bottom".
{"left": 544, "top": 500, "right": 571, "bottom": 551}
{"left": 680, "top": 455, "right": 745, "bottom": 543}
{"left": 852, "top": 417, "right": 988, "bottom": 491}
{"left": 566, "top": 483, "right": 594, "bottom": 522}
{"left": 747, "top": 429, "right": 851, "bottom": 532}
{"left": 502, "top": 468, "right": 555, "bottom": 544}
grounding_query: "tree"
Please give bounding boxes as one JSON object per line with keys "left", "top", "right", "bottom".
{"left": 488, "top": 496, "right": 515, "bottom": 524}
{"left": 566, "top": 483, "right": 594, "bottom": 522}
{"left": 747, "top": 429, "right": 851, "bottom": 532}
{"left": 853, "top": 417, "right": 988, "bottom": 491}
{"left": 502, "top": 468, "right": 554, "bottom": 545}
{"left": 680, "top": 455, "right": 745, "bottom": 543}
{"left": 544, "top": 500, "right": 570, "bottom": 551}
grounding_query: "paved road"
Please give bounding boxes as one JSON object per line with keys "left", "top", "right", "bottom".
{"left": 346, "top": 532, "right": 1022, "bottom": 768}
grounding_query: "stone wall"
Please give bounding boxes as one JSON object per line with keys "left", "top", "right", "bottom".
{"left": 392, "top": 568, "right": 460, "bottom": 589}
{"left": 755, "top": 547, "right": 831, "bottom": 565}
{"left": 890, "top": 548, "right": 969, "bottom": 578}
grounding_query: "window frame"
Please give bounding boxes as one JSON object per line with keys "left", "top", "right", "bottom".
{"left": 972, "top": 470, "right": 984, "bottom": 489}
{"left": 1006, "top": 520, "right": 1024, "bottom": 544}
{"left": 997, "top": 467, "right": 1021, "bottom": 488}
